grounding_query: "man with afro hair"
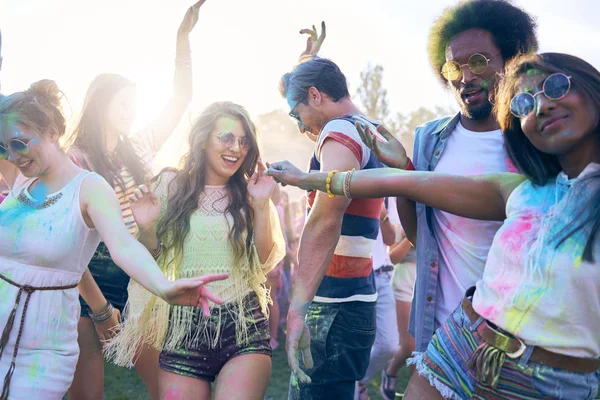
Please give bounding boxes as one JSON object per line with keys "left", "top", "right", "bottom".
{"left": 373, "top": 2, "right": 538, "bottom": 398}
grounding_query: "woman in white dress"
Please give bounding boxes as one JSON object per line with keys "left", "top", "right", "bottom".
{"left": 0, "top": 81, "right": 227, "bottom": 399}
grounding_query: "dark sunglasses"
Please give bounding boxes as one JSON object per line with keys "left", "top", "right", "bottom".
{"left": 0, "top": 138, "right": 30, "bottom": 160}
{"left": 288, "top": 100, "right": 303, "bottom": 123}
{"left": 510, "top": 73, "right": 572, "bottom": 118}
{"left": 441, "top": 53, "right": 498, "bottom": 81}
{"left": 214, "top": 131, "right": 251, "bottom": 149}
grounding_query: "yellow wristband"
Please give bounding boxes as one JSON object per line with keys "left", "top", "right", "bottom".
{"left": 326, "top": 170, "right": 340, "bottom": 198}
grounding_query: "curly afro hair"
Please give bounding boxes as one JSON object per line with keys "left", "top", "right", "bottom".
{"left": 428, "top": 0, "right": 538, "bottom": 86}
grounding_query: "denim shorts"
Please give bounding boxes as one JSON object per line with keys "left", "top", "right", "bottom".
{"left": 409, "top": 302, "right": 600, "bottom": 399}
{"left": 288, "top": 301, "right": 377, "bottom": 400}
{"left": 159, "top": 293, "right": 271, "bottom": 382}
{"left": 79, "top": 242, "right": 130, "bottom": 317}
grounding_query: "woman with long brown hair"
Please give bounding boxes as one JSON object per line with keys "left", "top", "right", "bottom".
{"left": 106, "top": 101, "right": 285, "bottom": 399}
{"left": 66, "top": 2, "right": 204, "bottom": 399}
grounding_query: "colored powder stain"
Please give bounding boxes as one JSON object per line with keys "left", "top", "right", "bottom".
{"left": 505, "top": 157, "right": 518, "bottom": 173}
{"left": 502, "top": 305, "right": 530, "bottom": 335}
{"left": 29, "top": 182, "right": 49, "bottom": 207}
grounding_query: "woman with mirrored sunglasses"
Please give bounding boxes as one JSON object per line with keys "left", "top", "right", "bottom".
{"left": 265, "top": 52, "right": 600, "bottom": 399}
{"left": 104, "top": 101, "right": 285, "bottom": 400}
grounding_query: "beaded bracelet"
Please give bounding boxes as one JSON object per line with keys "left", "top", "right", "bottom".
{"left": 343, "top": 168, "right": 356, "bottom": 199}
{"left": 89, "top": 302, "right": 115, "bottom": 323}
{"left": 326, "top": 170, "right": 339, "bottom": 198}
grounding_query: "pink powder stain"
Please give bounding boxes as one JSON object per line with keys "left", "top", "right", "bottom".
{"left": 498, "top": 217, "right": 533, "bottom": 252}
{"left": 505, "top": 158, "right": 519, "bottom": 173}
{"left": 477, "top": 304, "right": 498, "bottom": 320}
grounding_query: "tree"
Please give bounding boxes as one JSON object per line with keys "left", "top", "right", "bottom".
{"left": 356, "top": 63, "right": 389, "bottom": 122}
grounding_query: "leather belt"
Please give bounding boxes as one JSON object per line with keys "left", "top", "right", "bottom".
{"left": 462, "top": 296, "right": 600, "bottom": 374}
{"left": 374, "top": 265, "right": 394, "bottom": 274}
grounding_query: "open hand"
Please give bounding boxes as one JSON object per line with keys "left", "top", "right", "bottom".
{"left": 129, "top": 180, "right": 161, "bottom": 232}
{"left": 162, "top": 273, "right": 229, "bottom": 317}
{"left": 247, "top": 158, "right": 277, "bottom": 207}
{"left": 299, "top": 21, "right": 326, "bottom": 61}
{"left": 356, "top": 123, "right": 409, "bottom": 169}
{"left": 178, "top": 0, "right": 205, "bottom": 36}
{"left": 93, "top": 308, "right": 121, "bottom": 343}
{"left": 286, "top": 310, "right": 313, "bottom": 383}
{"left": 264, "top": 161, "right": 309, "bottom": 190}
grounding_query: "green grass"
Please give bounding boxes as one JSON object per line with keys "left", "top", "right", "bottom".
{"left": 103, "top": 345, "right": 412, "bottom": 399}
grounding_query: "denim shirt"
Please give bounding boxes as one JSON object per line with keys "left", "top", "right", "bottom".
{"left": 408, "top": 113, "right": 460, "bottom": 352}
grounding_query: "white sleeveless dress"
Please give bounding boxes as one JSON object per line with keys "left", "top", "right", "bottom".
{"left": 0, "top": 170, "right": 101, "bottom": 399}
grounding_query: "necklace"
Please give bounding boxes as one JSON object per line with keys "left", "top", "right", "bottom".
{"left": 17, "top": 189, "right": 63, "bottom": 209}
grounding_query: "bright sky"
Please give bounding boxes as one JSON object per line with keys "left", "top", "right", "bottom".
{"left": 1, "top": 0, "right": 599, "bottom": 168}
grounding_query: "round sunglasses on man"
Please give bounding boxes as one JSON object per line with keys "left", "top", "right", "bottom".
{"left": 441, "top": 53, "right": 500, "bottom": 81}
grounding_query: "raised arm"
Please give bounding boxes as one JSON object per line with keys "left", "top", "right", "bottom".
{"left": 248, "top": 159, "right": 285, "bottom": 270}
{"left": 150, "top": 0, "right": 205, "bottom": 150}
{"left": 266, "top": 162, "right": 525, "bottom": 222}
{"left": 80, "top": 173, "right": 227, "bottom": 315}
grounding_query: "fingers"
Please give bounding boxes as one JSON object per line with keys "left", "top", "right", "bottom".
{"left": 128, "top": 184, "right": 151, "bottom": 202}
{"left": 197, "top": 272, "right": 229, "bottom": 284}
{"left": 319, "top": 21, "right": 326, "bottom": 41}
{"left": 294, "top": 359, "right": 312, "bottom": 383}
{"left": 377, "top": 124, "right": 396, "bottom": 142}
{"left": 286, "top": 338, "right": 302, "bottom": 380}
{"left": 299, "top": 28, "right": 317, "bottom": 40}
{"left": 192, "top": 0, "right": 205, "bottom": 10}
{"left": 199, "top": 297, "right": 210, "bottom": 317}
{"left": 200, "top": 288, "right": 225, "bottom": 305}
{"left": 303, "top": 36, "right": 313, "bottom": 55}
{"left": 256, "top": 157, "right": 267, "bottom": 174}
{"left": 355, "top": 122, "right": 373, "bottom": 149}
{"left": 301, "top": 345, "right": 314, "bottom": 370}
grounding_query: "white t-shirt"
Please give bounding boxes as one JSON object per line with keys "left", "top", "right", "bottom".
{"left": 432, "top": 122, "right": 508, "bottom": 325}
{"left": 372, "top": 197, "right": 400, "bottom": 270}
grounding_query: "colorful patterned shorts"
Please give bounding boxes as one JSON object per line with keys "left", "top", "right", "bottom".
{"left": 409, "top": 301, "right": 600, "bottom": 399}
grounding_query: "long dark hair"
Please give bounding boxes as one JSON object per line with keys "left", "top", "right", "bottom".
{"left": 68, "top": 74, "right": 147, "bottom": 189}
{"left": 156, "top": 101, "right": 260, "bottom": 272}
{"left": 496, "top": 52, "right": 600, "bottom": 261}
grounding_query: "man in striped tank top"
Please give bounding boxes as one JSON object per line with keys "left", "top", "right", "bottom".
{"left": 279, "top": 57, "right": 384, "bottom": 399}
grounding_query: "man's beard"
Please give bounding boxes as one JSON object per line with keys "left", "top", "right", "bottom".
{"left": 460, "top": 90, "right": 493, "bottom": 121}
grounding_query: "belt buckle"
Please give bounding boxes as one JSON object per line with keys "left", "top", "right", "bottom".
{"left": 505, "top": 336, "right": 527, "bottom": 359}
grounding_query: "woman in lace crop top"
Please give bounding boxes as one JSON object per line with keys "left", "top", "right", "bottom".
{"left": 106, "top": 102, "right": 285, "bottom": 399}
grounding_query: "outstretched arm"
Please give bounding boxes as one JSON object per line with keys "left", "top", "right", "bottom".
{"left": 80, "top": 173, "right": 227, "bottom": 314}
{"left": 266, "top": 162, "right": 525, "bottom": 222}
{"left": 150, "top": 0, "right": 205, "bottom": 150}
